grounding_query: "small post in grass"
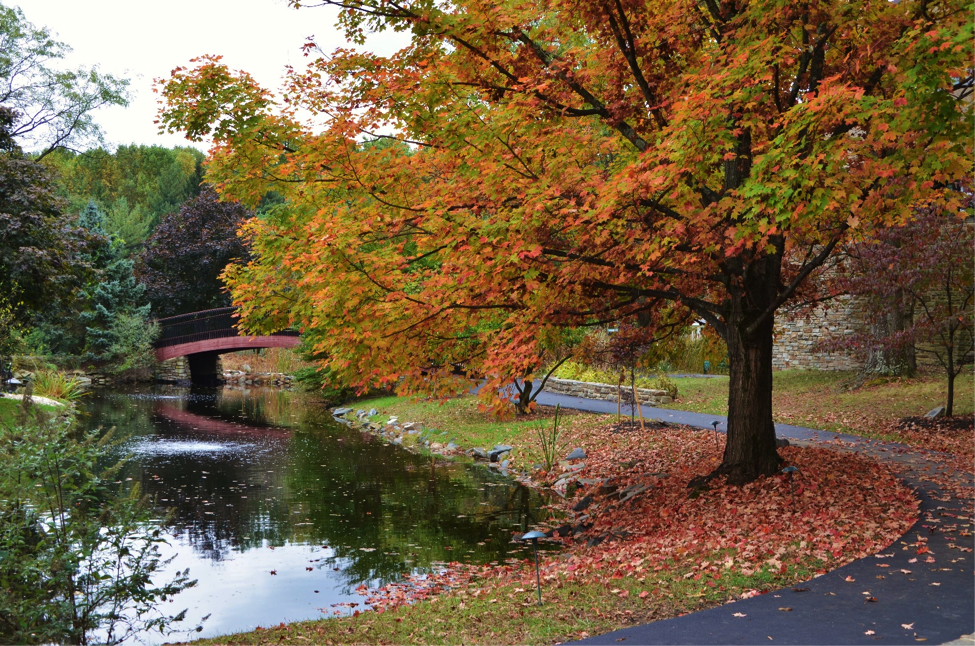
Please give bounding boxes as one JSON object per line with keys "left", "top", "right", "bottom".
{"left": 711, "top": 420, "right": 720, "bottom": 453}
{"left": 782, "top": 466, "right": 799, "bottom": 502}
{"left": 519, "top": 530, "right": 546, "bottom": 606}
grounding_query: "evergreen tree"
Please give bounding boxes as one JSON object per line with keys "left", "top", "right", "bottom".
{"left": 78, "top": 200, "right": 105, "bottom": 236}
{"left": 73, "top": 203, "right": 154, "bottom": 367}
{"left": 80, "top": 255, "right": 152, "bottom": 364}
{"left": 105, "top": 196, "right": 152, "bottom": 255}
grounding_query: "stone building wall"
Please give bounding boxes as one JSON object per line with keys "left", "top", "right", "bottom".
{"left": 772, "top": 296, "right": 861, "bottom": 371}
{"left": 542, "top": 377, "right": 673, "bottom": 405}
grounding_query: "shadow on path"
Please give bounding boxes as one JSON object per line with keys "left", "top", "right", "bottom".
{"left": 533, "top": 391, "right": 974, "bottom": 646}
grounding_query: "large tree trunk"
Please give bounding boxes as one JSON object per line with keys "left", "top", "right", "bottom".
{"left": 709, "top": 253, "right": 782, "bottom": 485}
{"left": 720, "top": 297, "right": 781, "bottom": 484}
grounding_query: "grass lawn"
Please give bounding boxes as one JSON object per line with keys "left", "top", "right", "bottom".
{"left": 198, "top": 558, "right": 822, "bottom": 646}
{"left": 662, "top": 370, "right": 974, "bottom": 444}
{"left": 353, "top": 394, "right": 609, "bottom": 468}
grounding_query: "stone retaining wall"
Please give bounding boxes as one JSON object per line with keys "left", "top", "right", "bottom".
{"left": 542, "top": 377, "right": 672, "bottom": 405}
{"left": 155, "top": 356, "right": 190, "bottom": 382}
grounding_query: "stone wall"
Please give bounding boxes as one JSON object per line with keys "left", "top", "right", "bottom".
{"left": 155, "top": 356, "right": 190, "bottom": 382}
{"left": 772, "top": 296, "right": 861, "bottom": 371}
{"left": 542, "top": 377, "right": 672, "bottom": 405}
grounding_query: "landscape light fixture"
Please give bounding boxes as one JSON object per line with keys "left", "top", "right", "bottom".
{"left": 711, "top": 420, "right": 721, "bottom": 453}
{"left": 782, "top": 465, "right": 800, "bottom": 501}
{"left": 519, "top": 530, "right": 546, "bottom": 606}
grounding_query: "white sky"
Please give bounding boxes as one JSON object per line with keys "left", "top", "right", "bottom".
{"left": 20, "top": 0, "right": 407, "bottom": 151}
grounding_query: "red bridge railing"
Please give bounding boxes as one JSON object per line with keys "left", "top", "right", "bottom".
{"left": 154, "top": 307, "right": 299, "bottom": 349}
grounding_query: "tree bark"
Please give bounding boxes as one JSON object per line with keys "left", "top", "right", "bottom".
{"left": 709, "top": 254, "right": 782, "bottom": 485}
{"left": 945, "top": 319, "right": 955, "bottom": 417}
{"left": 515, "top": 378, "right": 533, "bottom": 414}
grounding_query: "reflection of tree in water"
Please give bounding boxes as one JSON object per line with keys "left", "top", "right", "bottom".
{"left": 83, "top": 386, "right": 556, "bottom": 586}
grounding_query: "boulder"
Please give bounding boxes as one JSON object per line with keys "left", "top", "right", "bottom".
{"left": 472, "top": 448, "right": 489, "bottom": 460}
{"left": 775, "top": 437, "right": 790, "bottom": 448}
{"left": 368, "top": 408, "right": 378, "bottom": 416}
{"left": 565, "top": 447, "right": 587, "bottom": 461}
{"left": 597, "top": 479, "right": 619, "bottom": 497}
{"left": 572, "top": 495, "right": 593, "bottom": 512}
{"left": 489, "top": 445, "right": 513, "bottom": 462}
{"left": 333, "top": 407, "right": 353, "bottom": 416}
{"left": 445, "top": 442, "right": 459, "bottom": 451}
{"left": 546, "top": 524, "right": 573, "bottom": 539}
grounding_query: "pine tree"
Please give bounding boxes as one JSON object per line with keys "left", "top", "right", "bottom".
{"left": 80, "top": 255, "right": 151, "bottom": 364}
{"left": 77, "top": 200, "right": 105, "bottom": 235}
{"left": 75, "top": 203, "right": 153, "bottom": 366}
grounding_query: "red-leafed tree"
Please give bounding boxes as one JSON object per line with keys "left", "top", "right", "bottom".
{"left": 157, "top": 0, "right": 972, "bottom": 483}
{"left": 136, "top": 186, "right": 251, "bottom": 318}
{"left": 829, "top": 207, "right": 973, "bottom": 416}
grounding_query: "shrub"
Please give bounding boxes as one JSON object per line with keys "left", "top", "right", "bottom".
{"left": 550, "top": 360, "right": 679, "bottom": 397}
{"left": 31, "top": 370, "right": 88, "bottom": 403}
{"left": 0, "top": 411, "right": 200, "bottom": 644}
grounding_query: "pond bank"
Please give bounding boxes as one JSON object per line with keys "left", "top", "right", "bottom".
{"left": 193, "top": 393, "right": 926, "bottom": 646}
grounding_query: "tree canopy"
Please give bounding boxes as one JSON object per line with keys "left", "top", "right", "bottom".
{"left": 0, "top": 2, "right": 129, "bottom": 158}
{"left": 42, "top": 145, "right": 204, "bottom": 254}
{"left": 828, "top": 207, "right": 974, "bottom": 416}
{"left": 135, "top": 186, "right": 251, "bottom": 318}
{"left": 158, "top": 0, "right": 972, "bottom": 482}
{"left": 0, "top": 107, "right": 94, "bottom": 351}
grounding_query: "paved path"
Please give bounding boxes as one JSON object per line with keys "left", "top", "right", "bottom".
{"left": 533, "top": 390, "right": 974, "bottom": 646}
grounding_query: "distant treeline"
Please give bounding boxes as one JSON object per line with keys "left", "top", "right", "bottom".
{"left": 41, "top": 145, "right": 205, "bottom": 256}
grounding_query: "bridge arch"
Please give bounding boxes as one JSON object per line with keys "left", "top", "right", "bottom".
{"left": 154, "top": 307, "right": 300, "bottom": 384}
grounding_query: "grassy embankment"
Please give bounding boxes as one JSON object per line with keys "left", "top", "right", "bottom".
{"left": 0, "top": 396, "right": 64, "bottom": 426}
{"left": 196, "top": 562, "right": 819, "bottom": 646}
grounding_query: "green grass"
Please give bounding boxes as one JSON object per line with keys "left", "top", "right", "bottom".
{"left": 354, "top": 395, "right": 604, "bottom": 464}
{"left": 661, "top": 370, "right": 974, "bottom": 439}
{"left": 0, "top": 397, "right": 63, "bottom": 427}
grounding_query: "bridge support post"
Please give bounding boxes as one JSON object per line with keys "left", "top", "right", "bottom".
{"left": 187, "top": 351, "right": 224, "bottom": 386}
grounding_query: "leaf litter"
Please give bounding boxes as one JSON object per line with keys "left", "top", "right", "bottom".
{"left": 359, "top": 424, "right": 918, "bottom": 615}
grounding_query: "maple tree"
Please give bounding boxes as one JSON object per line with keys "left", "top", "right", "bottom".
{"left": 0, "top": 107, "right": 95, "bottom": 352}
{"left": 158, "top": 0, "right": 971, "bottom": 483}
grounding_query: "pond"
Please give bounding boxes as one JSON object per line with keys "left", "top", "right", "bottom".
{"left": 83, "top": 385, "right": 553, "bottom": 643}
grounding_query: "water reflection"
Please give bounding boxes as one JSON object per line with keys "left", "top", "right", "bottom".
{"left": 83, "top": 386, "right": 553, "bottom": 642}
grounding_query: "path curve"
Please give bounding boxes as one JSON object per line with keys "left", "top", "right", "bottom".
{"left": 531, "top": 390, "right": 974, "bottom": 646}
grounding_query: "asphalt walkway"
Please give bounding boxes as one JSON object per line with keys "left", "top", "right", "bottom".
{"left": 532, "top": 390, "right": 974, "bottom": 646}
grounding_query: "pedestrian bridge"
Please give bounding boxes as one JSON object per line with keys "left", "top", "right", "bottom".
{"left": 154, "top": 307, "right": 300, "bottom": 383}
